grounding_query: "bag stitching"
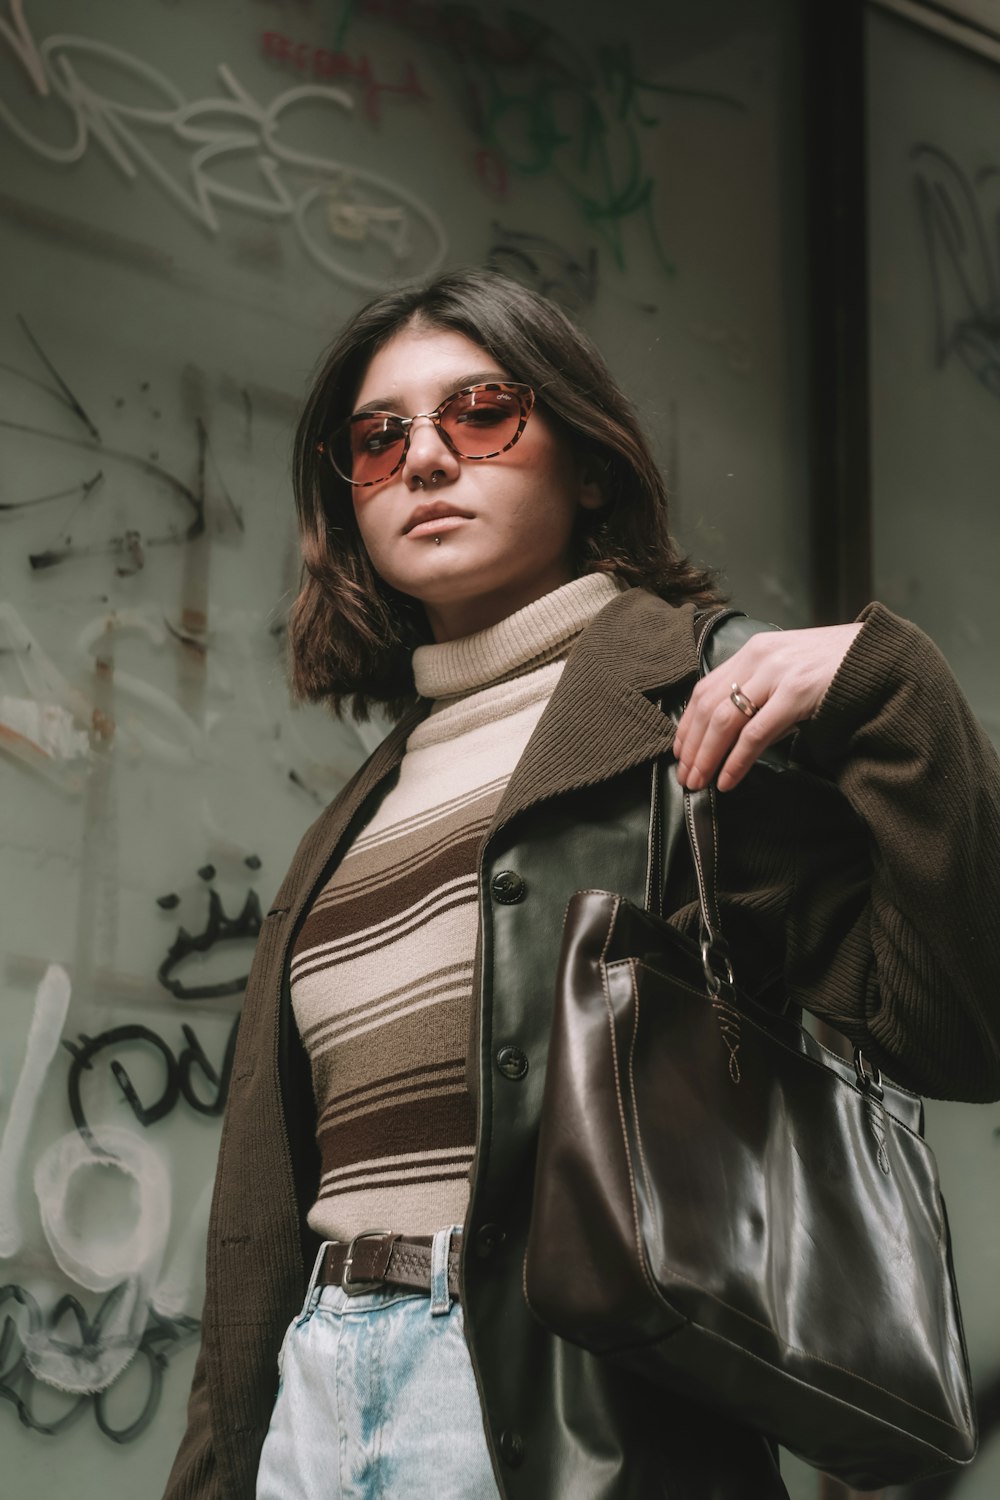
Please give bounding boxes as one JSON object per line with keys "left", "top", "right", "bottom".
{"left": 598, "top": 948, "right": 659, "bottom": 1302}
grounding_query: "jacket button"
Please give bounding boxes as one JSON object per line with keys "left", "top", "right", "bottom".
{"left": 499, "top": 1429, "right": 524, "bottom": 1467}
{"left": 475, "top": 1222, "right": 503, "bottom": 1259}
{"left": 491, "top": 869, "right": 525, "bottom": 903}
{"left": 496, "top": 1045, "right": 528, "bottom": 1081}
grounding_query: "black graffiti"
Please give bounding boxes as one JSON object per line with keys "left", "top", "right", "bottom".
{"left": 0, "top": 1283, "right": 199, "bottom": 1443}
{"left": 63, "top": 1017, "right": 240, "bottom": 1141}
{"left": 0, "top": 469, "right": 104, "bottom": 514}
{"left": 912, "top": 144, "right": 1000, "bottom": 398}
{"left": 2, "top": 318, "right": 206, "bottom": 563}
{"left": 158, "top": 887, "right": 263, "bottom": 1000}
{"left": 487, "top": 223, "right": 598, "bottom": 310}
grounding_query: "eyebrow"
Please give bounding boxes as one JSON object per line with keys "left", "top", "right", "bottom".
{"left": 352, "top": 370, "right": 510, "bottom": 418}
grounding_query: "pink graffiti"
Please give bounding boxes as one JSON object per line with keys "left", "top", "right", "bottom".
{"left": 261, "top": 30, "right": 426, "bottom": 124}
{"left": 357, "top": 0, "right": 546, "bottom": 67}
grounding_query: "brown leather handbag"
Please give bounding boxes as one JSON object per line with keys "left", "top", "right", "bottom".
{"left": 524, "top": 617, "right": 977, "bottom": 1490}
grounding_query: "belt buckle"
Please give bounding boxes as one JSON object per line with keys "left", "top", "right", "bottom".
{"left": 341, "top": 1228, "right": 392, "bottom": 1296}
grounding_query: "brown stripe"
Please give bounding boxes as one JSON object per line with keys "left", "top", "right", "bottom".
{"left": 317, "top": 1087, "right": 475, "bottom": 1169}
{"left": 292, "top": 883, "right": 477, "bottom": 979}
{"left": 319, "top": 1078, "right": 467, "bottom": 1133}
{"left": 320, "top": 1058, "right": 466, "bottom": 1121}
{"left": 313, "top": 808, "right": 493, "bottom": 909}
{"left": 312, "top": 996, "right": 472, "bottom": 1106}
{"left": 298, "top": 833, "right": 482, "bottom": 950}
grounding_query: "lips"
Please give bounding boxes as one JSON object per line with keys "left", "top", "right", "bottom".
{"left": 403, "top": 501, "right": 474, "bottom": 534}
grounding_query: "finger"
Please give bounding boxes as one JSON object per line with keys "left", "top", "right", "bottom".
{"left": 716, "top": 695, "right": 793, "bottom": 790}
{"left": 674, "top": 641, "right": 768, "bottom": 757}
{"left": 677, "top": 677, "right": 770, "bottom": 789}
{"left": 673, "top": 677, "right": 735, "bottom": 766}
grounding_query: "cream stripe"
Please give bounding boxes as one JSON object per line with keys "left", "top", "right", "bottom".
{"left": 318, "top": 1169, "right": 472, "bottom": 1200}
{"left": 303, "top": 980, "right": 470, "bottom": 1056}
{"left": 292, "top": 905, "right": 475, "bottom": 990}
{"left": 348, "top": 775, "right": 510, "bottom": 851}
{"left": 320, "top": 1153, "right": 475, "bottom": 1192}
{"left": 311, "top": 988, "right": 467, "bottom": 1052}
{"left": 297, "top": 962, "right": 471, "bottom": 1041}
{"left": 295, "top": 932, "right": 475, "bottom": 1021}
{"left": 322, "top": 1145, "right": 476, "bottom": 1182}
{"left": 304, "top": 978, "right": 469, "bottom": 1049}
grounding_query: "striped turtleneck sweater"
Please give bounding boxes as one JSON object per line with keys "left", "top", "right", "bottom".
{"left": 290, "top": 572, "right": 623, "bottom": 1241}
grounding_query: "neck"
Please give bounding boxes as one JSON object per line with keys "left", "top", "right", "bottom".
{"left": 421, "top": 564, "right": 577, "bottom": 642}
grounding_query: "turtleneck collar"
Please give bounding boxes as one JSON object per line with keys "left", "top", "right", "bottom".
{"left": 411, "top": 573, "right": 624, "bottom": 702}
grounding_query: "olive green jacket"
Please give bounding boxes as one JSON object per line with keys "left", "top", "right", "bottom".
{"left": 163, "top": 588, "right": 1000, "bottom": 1500}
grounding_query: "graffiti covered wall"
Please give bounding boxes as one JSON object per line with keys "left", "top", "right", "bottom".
{"left": 1, "top": 0, "right": 814, "bottom": 1493}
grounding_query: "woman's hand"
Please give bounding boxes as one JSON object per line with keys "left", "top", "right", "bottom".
{"left": 673, "top": 624, "right": 863, "bottom": 791}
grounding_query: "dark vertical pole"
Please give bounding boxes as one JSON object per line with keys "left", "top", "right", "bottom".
{"left": 803, "top": 0, "right": 873, "bottom": 623}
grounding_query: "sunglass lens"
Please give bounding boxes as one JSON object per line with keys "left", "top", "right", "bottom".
{"left": 335, "top": 414, "right": 406, "bottom": 484}
{"left": 440, "top": 385, "right": 524, "bottom": 458}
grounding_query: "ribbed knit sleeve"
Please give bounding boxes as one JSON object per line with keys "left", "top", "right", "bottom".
{"left": 161, "top": 1343, "right": 223, "bottom": 1500}
{"left": 785, "top": 602, "right": 1000, "bottom": 1100}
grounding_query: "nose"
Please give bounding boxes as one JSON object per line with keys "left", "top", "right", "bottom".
{"left": 402, "top": 415, "right": 460, "bottom": 490}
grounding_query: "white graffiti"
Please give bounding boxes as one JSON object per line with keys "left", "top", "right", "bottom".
{"left": 30, "top": 1125, "right": 171, "bottom": 1392}
{"left": 0, "top": 965, "right": 72, "bottom": 1262}
{"left": 0, "top": 2, "right": 448, "bottom": 289}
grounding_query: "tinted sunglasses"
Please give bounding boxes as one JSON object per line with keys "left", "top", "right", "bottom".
{"left": 321, "top": 381, "right": 536, "bottom": 488}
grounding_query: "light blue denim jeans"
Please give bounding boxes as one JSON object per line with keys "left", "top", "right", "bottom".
{"left": 255, "top": 1228, "right": 502, "bottom": 1499}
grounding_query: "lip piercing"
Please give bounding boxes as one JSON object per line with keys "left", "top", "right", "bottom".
{"left": 433, "top": 536, "right": 441, "bottom": 545}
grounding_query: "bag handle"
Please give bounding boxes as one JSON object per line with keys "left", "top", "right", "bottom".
{"left": 650, "top": 609, "right": 745, "bottom": 993}
{"left": 687, "top": 610, "right": 743, "bottom": 991}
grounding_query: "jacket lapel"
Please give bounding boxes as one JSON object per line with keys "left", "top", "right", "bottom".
{"left": 491, "top": 590, "right": 702, "bottom": 832}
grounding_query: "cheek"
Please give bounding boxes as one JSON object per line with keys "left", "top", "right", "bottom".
{"left": 351, "top": 501, "right": 385, "bottom": 560}
{"left": 518, "top": 422, "right": 582, "bottom": 496}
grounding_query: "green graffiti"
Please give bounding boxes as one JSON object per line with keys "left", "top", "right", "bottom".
{"left": 341, "top": 1, "right": 748, "bottom": 276}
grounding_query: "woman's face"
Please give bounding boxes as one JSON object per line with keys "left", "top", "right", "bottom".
{"left": 348, "top": 322, "right": 603, "bottom": 641}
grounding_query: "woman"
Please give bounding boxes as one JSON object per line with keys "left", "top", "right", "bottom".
{"left": 164, "top": 268, "right": 1000, "bottom": 1500}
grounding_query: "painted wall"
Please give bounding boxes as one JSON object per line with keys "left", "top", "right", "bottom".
{"left": 3, "top": 3, "right": 993, "bottom": 1499}
{"left": 866, "top": 10, "right": 1000, "bottom": 1500}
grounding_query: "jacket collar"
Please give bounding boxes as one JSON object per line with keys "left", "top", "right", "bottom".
{"left": 278, "top": 588, "right": 701, "bottom": 912}
{"left": 492, "top": 589, "right": 700, "bottom": 831}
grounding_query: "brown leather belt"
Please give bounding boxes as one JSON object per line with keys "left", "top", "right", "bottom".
{"left": 318, "top": 1232, "right": 461, "bottom": 1299}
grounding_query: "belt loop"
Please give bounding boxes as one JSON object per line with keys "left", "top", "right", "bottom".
{"left": 302, "top": 1240, "right": 331, "bottom": 1318}
{"left": 429, "top": 1225, "right": 459, "bottom": 1316}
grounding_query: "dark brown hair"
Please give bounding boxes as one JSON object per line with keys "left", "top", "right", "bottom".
{"left": 288, "top": 267, "right": 723, "bottom": 721}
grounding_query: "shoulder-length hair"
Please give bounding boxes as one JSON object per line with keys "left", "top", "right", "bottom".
{"left": 288, "top": 266, "right": 723, "bottom": 721}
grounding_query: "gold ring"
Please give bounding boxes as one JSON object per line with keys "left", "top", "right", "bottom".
{"left": 730, "top": 682, "right": 759, "bottom": 719}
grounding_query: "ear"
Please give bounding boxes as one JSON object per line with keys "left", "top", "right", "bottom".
{"left": 577, "top": 462, "right": 606, "bottom": 512}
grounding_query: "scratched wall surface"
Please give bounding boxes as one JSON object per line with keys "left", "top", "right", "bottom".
{"left": 865, "top": 10, "right": 1000, "bottom": 1500}
{"left": 868, "top": 9, "right": 1000, "bottom": 745}
{"left": 0, "top": 0, "right": 810, "bottom": 1494}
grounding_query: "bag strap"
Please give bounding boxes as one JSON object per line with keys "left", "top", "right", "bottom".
{"left": 651, "top": 608, "right": 766, "bottom": 994}
{"left": 687, "top": 610, "right": 744, "bottom": 991}
{"left": 647, "top": 608, "right": 742, "bottom": 922}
